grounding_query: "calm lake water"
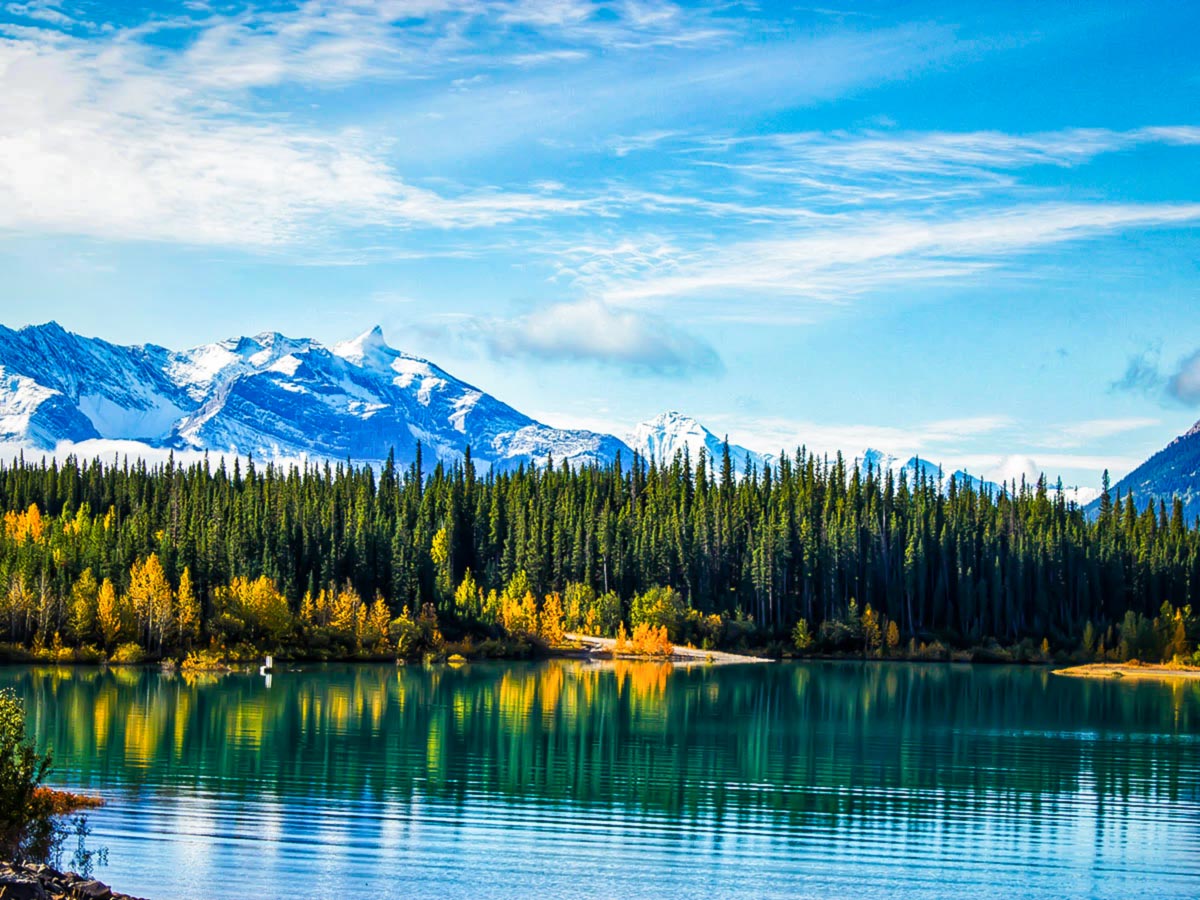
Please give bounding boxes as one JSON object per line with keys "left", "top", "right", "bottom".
{"left": 3, "top": 660, "right": 1198, "bottom": 899}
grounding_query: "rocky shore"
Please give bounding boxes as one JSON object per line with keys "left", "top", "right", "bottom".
{"left": 0, "top": 861, "right": 145, "bottom": 900}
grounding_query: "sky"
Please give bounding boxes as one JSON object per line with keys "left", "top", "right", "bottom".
{"left": 2, "top": 0, "right": 1199, "bottom": 491}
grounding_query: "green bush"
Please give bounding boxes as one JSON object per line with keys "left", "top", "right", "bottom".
{"left": 108, "top": 643, "right": 145, "bottom": 665}
{"left": 0, "top": 689, "right": 55, "bottom": 862}
{"left": 630, "top": 586, "right": 688, "bottom": 641}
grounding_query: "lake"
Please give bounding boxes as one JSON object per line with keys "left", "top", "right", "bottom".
{"left": 4, "top": 660, "right": 1199, "bottom": 899}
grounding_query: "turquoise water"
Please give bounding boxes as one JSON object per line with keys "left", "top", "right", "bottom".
{"left": 4, "top": 660, "right": 1199, "bottom": 899}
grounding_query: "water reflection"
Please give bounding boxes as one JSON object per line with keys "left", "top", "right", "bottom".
{"left": 4, "top": 661, "right": 1200, "bottom": 900}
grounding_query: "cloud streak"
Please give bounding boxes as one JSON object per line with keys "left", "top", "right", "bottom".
{"left": 580, "top": 203, "right": 1200, "bottom": 313}
{"left": 452, "top": 299, "right": 722, "bottom": 376}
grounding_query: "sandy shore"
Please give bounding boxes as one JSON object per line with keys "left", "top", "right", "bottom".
{"left": 1053, "top": 663, "right": 1200, "bottom": 681}
{"left": 562, "top": 632, "right": 770, "bottom": 665}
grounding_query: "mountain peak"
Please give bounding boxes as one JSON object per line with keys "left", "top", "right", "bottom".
{"left": 627, "top": 410, "right": 762, "bottom": 470}
{"left": 0, "top": 322, "right": 631, "bottom": 472}
{"left": 334, "top": 325, "right": 396, "bottom": 369}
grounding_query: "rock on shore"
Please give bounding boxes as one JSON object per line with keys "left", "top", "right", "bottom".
{"left": 0, "top": 861, "right": 146, "bottom": 900}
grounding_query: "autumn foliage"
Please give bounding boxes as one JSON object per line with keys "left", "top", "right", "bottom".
{"left": 613, "top": 622, "right": 673, "bottom": 658}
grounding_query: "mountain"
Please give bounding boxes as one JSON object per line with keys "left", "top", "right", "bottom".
{"left": 0, "top": 322, "right": 629, "bottom": 472}
{"left": 859, "top": 447, "right": 1098, "bottom": 506}
{"left": 1089, "top": 420, "right": 1200, "bottom": 520}
{"left": 626, "top": 411, "right": 765, "bottom": 472}
{"left": 861, "top": 447, "right": 996, "bottom": 492}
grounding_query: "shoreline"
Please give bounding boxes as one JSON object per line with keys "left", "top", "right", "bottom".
{"left": 561, "top": 633, "right": 770, "bottom": 665}
{"left": 1052, "top": 663, "right": 1200, "bottom": 681}
{"left": 0, "top": 859, "right": 145, "bottom": 900}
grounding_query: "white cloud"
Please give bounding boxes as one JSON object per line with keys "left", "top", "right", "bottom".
{"left": 1039, "top": 417, "right": 1161, "bottom": 449}
{"left": 0, "top": 0, "right": 735, "bottom": 248}
{"left": 585, "top": 202, "right": 1200, "bottom": 313}
{"left": 699, "top": 413, "right": 1014, "bottom": 459}
{"left": 0, "top": 22, "right": 608, "bottom": 245}
{"left": 463, "top": 299, "right": 722, "bottom": 375}
{"left": 692, "top": 127, "right": 1200, "bottom": 190}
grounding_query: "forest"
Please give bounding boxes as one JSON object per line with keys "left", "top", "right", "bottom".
{"left": 0, "top": 446, "right": 1196, "bottom": 664}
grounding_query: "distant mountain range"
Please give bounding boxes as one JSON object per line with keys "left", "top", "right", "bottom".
{"left": 2, "top": 323, "right": 1193, "bottom": 514}
{"left": 861, "top": 448, "right": 995, "bottom": 492}
{"left": 0, "top": 322, "right": 625, "bottom": 472}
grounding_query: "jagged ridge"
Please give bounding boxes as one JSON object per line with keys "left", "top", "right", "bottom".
{"left": 0, "top": 322, "right": 629, "bottom": 473}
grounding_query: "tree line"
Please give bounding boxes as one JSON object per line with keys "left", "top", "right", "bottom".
{"left": 0, "top": 446, "right": 1197, "bottom": 661}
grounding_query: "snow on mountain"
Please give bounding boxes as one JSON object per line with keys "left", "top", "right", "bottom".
{"left": 626, "top": 411, "right": 765, "bottom": 472}
{"left": 0, "top": 323, "right": 628, "bottom": 472}
{"left": 0, "top": 321, "right": 188, "bottom": 443}
{"left": 861, "top": 447, "right": 992, "bottom": 490}
{"left": 861, "top": 447, "right": 1100, "bottom": 505}
{"left": 1087, "top": 419, "right": 1200, "bottom": 520}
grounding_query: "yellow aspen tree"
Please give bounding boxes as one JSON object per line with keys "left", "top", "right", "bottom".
{"left": 129, "top": 554, "right": 173, "bottom": 651}
{"left": 539, "top": 593, "right": 565, "bottom": 646}
{"left": 97, "top": 578, "right": 121, "bottom": 648}
{"left": 430, "top": 527, "right": 452, "bottom": 609}
{"left": 246, "top": 576, "right": 292, "bottom": 644}
{"left": 861, "top": 604, "right": 882, "bottom": 657}
{"left": 68, "top": 570, "right": 100, "bottom": 644}
{"left": 300, "top": 590, "right": 318, "bottom": 627}
{"left": 176, "top": 567, "right": 200, "bottom": 647}
{"left": 331, "top": 583, "right": 363, "bottom": 639}
{"left": 367, "top": 596, "right": 391, "bottom": 649}
{"left": 885, "top": 620, "right": 901, "bottom": 655}
{"left": 454, "top": 570, "right": 481, "bottom": 619}
{"left": 614, "top": 622, "right": 629, "bottom": 654}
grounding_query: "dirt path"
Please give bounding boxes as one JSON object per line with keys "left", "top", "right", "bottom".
{"left": 563, "top": 632, "right": 770, "bottom": 665}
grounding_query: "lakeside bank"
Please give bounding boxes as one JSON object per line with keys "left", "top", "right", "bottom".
{"left": 1053, "top": 662, "right": 1200, "bottom": 681}
{"left": 0, "top": 860, "right": 144, "bottom": 900}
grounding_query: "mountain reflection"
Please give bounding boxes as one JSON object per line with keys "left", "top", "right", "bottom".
{"left": 7, "top": 661, "right": 1199, "bottom": 824}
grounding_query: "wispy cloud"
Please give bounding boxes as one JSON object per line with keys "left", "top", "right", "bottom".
{"left": 1111, "top": 346, "right": 1200, "bottom": 408}
{"left": 0, "top": 15, "right": 618, "bottom": 245}
{"left": 0, "top": 0, "right": 737, "bottom": 247}
{"left": 444, "top": 299, "right": 722, "bottom": 376}
{"left": 688, "top": 126, "right": 1200, "bottom": 198}
{"left": 578, "top": 203, "right": 1200, "bottom": 315}
{"left": 700, "top": 412, "right": 1015, "bottom": 458}
{"left": 1111, "top": 346, "right": 1165, "bottom": 396}
{"left": 1039, "top": 417, "right": 1162, "bottom": 449}
{"left": 1168, "top": 350, "right": 1200, "bottom": 406}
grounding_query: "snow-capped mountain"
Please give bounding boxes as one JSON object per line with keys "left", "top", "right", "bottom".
{"left": 0, "top": 323, "right": 628, "bottom": 472}
{"left": 860, "top": 447, "right": 1099, "bottom": 505}
{"left": 861, "top": 448, "right": 995, "bottom": 492}
{"left": 626, "top": 411, "right": 765, "bottom": 472}
{"left": 1088, "top": 419, "right": 1200, "bottom": 520}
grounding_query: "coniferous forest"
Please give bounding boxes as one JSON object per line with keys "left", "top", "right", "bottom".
{"left": 0, "top": 446, "right": 1197, "bottom": 665}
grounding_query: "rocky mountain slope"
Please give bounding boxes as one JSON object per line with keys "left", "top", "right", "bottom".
{"left": 0, "top": 322, "right": 628, "bottom": 472}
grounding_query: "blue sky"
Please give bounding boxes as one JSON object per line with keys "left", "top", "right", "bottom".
{"left": 2, "top": 0, "right": 1199, "bottom": 490}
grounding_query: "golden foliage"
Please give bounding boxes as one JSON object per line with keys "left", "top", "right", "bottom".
{"left": 538, "top": 593, "right": 565, "bottom": 646}
{"left": 615, "top": 622, "right": 673, "bottom": 658}
{"left": 885, "top": 620, "right": 901, "bottom": 651}
{"left": 3, "top": 504, "right": 45, "bottom": 543}
{"left": 68, "top": 570, "right": 99, "bottom": 644}
{"left": 176, "top": 567, "right": 200, "bottom": 645}
{"left": 96, "top": 578, "right": 123, "bottom": 648}
{"left": 214, "top": 575, "right": 293, "bottom": 644}
{"left": 129, "top": 554, "right": 173, "bottom": 648}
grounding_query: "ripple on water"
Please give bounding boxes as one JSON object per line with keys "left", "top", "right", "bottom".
{"left": 5, "top": 661, "right": 1200, "bottom": 900}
